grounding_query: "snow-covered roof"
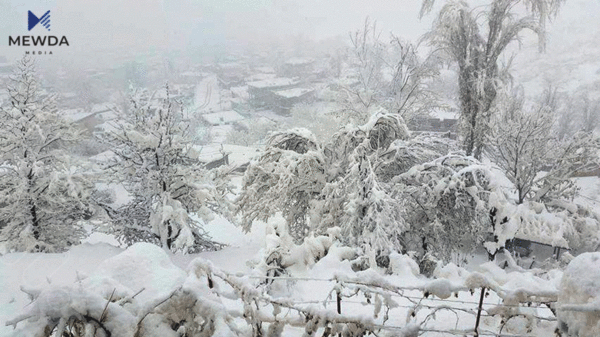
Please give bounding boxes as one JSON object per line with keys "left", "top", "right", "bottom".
{"left": 180, "top": 71, "right": 203, "bottom": 78}
{"left": 274, "top": 87, "right": 314, "bottom": 99}
{"left": 246, "top": 73, "right": 277, "bottom": 82}
{"left": 62, "top": 108, "right": 96, "bottom": 122}
{"left": 201, "top": 110, "right": 245, "bottom": 126}
{"left": 197, "top": 144, "right": 261, "bottom": 165}
{"left": 91, "top": 103, "right": 114, "bottom": 114}
{"left": 429, "top": 108, "right": 458, "bottom": 121}
{"left": 230, "top": 86, "right": 249, "bottom": 100}
{"left": 218, "top": 62, "right": 244, "bottom": 70}
{"left": 254, "top": 66, "right": 275, "bottom": 73}
{"left": 89, "top": 150, "right": 118, "bottom": 163}
{"left": 209, "top": 124, "right": 234, "bottom": 144}
{"left": 254, "top": 109, "right": 291, "bottom": 123}
{"left": 513, "top": 209, "right": 570, "bottom": 249}
{"left": 285, "top": 57, "right": 314, "bottom": 65}
{"left": 61, "top": 92, "right": 78, "bottom": 99}
{"left": 247, "top": 78, "right": 298, "bottom": 89}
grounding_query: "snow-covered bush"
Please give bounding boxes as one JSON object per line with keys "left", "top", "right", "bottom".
{"left": 240, "top": 112, "right": 508, "bottom": 264}
{"left": 5, "top": 243, "right": 238, "bottom": 337}
{"left": 391, "top": 154, "right": 502, "bottom": 263}
{"left": 99, "top": 85, "right": 232, "bottom": 252}
{"left": 0, "top": 56, "right": 92, "bottom": 253}
{"left": 237, "top": 128, "right": 326, "bottom": 242}
{"left": 557, "top": 252, "right": 600, "bottom": 337}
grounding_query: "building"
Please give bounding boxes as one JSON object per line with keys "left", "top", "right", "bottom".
{"left": 410, "top": 109, "right": 458, "bottom": 132}
{"left": 217, "top": 62, "right": 248, "bottom": 89}
{"left": 247, "top": 77, "right": 299, "bottom": 109}
{"left": 271, "top": 87, "right": 315, "bottom": 113}
{"left": 281, "top": 57, "right": 314, "bottom": 77}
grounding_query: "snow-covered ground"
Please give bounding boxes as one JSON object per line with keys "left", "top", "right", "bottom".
{"left": 0, "top": 217, "right": 565, "bottom": 336}
{"left": 2, "top": 137, "right": 599, "bottom": 335}
{"left": 2, "top": 172, "right": 588, "bottom": 336}
{"left": 0, "top": 214, "right": 266, "bottom": 336}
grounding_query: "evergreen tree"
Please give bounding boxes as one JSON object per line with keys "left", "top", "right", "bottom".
{"left": 0, "top": 56, "right": 92, "bottom": 252}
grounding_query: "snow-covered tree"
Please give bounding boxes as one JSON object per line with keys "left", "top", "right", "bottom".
{"left": 336, "top": 18, "right": 439, "bottom": 126}
{"left": 488, "top": 86, "right": 600, "bottom": 207}
{"left": 317, "top": 143, "right": 407, "bottom": 256}
{"left": 421, "top": 0, "right": 565, "bottom": 158}
{"left": 238, "top": 112, "right": 506, "bottom": 265}
{"left": 237, "top": 128, "right": 326, "bottom": 242}
{"left": 557, "top": 91, "right": 600, "bottom": 139}
{"left": 99, "top": 85, "right": 231, "bottom": 252}
{"left": 0, "top": 56, "right": 92, "bottom": 252}
{"left": 532, "top": 131, "right": 600, "bottom": 205}
{"left": 484, "top": 87, "right": 600, "bottom": 256}
{"left": 486, "top": 87, "right": 556, "bottom": 204}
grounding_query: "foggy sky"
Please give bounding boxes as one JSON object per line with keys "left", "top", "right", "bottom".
{"left": 0, "top": 0, "right": 599, "bottom": 74}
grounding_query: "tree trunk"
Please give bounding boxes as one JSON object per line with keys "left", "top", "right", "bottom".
{"left": 30, "top": 202, "right": 39, "bottom": 240}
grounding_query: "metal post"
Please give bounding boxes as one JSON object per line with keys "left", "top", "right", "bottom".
{"left": 474, "top": 287, "right": 486, "bottom": 336}
{"left": 336, "top": 290, "right": 342, "bottom": 315}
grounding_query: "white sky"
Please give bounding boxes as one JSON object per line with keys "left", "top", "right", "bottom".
{"left": 0, "top": 0, "right": 599, "bottom": 84}
{"left": 0, "top": 0, "right": 430, "bottom": 60}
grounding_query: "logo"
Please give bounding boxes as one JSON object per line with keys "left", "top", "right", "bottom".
{"left": 8, "top": 10, "right": 69, "bottom": 55}
{"left": 28, "top": 10, "right": 51, "bottom": 31}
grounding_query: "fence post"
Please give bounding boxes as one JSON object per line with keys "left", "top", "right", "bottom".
{"left": 474, "top": 287, "right": 486, "bottom": 337}
{"left": 336, "top": 290, "right": 342, "bottom": 315}
{"left": 207, "top": 273, "right": 213, "bottom": 289}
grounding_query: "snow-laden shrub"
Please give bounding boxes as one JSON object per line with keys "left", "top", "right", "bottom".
{"left": 251, "top": 218, "right": 345, "bottom": 285}
{"left": 5, "top": 243, "right": 238, "bottom": 337}
{"left": 391, "top": 154, "right": 506, "bottom": 263}
{"left": 557, "top": 252, "right": 600, "bottom": 337}
{"left": 237, "top": 129, "right": 327, "bottom": 242}
{"left": 240, "top": 112, "right": 515, "bottom": 263}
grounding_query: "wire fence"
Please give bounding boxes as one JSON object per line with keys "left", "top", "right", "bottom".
{"left": 192, "top": 262, "right": 564, "bottom": 337}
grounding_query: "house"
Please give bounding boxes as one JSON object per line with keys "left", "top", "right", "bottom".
{"left": 63, "top": 103, "right": 115, "bottom": 134}
{"left": 410, "top": 108, "right": 458, "bottom": 132}
{"left": 271, "top": 87, "right": 315, "bottom": 114}
{"left": 217, "top": 62, "right": 248, "bottom": 89}
{"left": 179, "top": 71, "right": 204, "bottom": 84}
{"left": 58, "top": 92, "right": 79, "bottom": 109}
{"left": 282, "top": 57, "right": 314, "bottom": 77}
{"left": 247, "top": 77, "right": 299, "bottom": 109}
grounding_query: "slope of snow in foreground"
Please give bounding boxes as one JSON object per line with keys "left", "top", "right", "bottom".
{"left": 0, "top": 214, "right": 572, "bottom": 336}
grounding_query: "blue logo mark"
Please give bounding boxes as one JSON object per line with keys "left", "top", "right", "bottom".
{"left": 28, "top": 10, "right": 51, "bottom": 31}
